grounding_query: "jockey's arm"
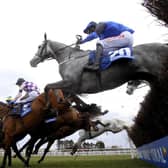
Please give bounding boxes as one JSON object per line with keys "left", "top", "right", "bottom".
{"left": 20, "top": 92, "right": 29, "bottom": 100}
{"left": 13, "top": 90, "right": 23, "bottom": 102}
{"left": 81, "top": 32, "right": 98, "bottom": 44}
{"left": 80, "top": 22, "right": 105, "bottom": 44}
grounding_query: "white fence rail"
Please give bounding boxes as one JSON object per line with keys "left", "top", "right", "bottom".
{"left": 0, "top": 148, "right": 137, "bottom": 157}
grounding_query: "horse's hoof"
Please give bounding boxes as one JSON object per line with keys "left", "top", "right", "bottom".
{"left": 24, "top": 161, "right": 30, "bottom": 168}
{"left": 103, "top": 110, "right": 109, "bottom": 115}
{"left": 38, "top": 160, "right": 42, "bottom": 164}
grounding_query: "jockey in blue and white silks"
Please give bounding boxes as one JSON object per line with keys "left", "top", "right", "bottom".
{"left": 78, "top": 21, "right": 134, "bottom": 70}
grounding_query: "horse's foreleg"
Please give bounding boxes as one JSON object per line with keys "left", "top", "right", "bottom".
{"left": 25, "top": 137, "right": 39, "bottom": 166}
{"left": 1, "top": 149, "right": 9, "bottom": 168}
{"left": 13, "top": 139, "right": 31, "bottom": 158}
{"left": 95, "top": 120, "right": 110, "bottom": 127}
{"left": 33, "top": 137, "right": 47, "bottom": 154}
{"left": 38, "top": 139, "right": 55, "bottom": 163}
{"left": 44, "top": 80, "right": 77, "bottom": 109}
{"left": 71, "top": 135, "right": 87, "bottom": 155}
{"left": 101, "top": 110, "right": 109, "bottom": 115}
{"left": 71, "top": 143, "right": 79, "bottom": 155}
{"left": 45, "top": 81, "right": 75, "bottom": 95}
{"left": 12, "top": 144, "right": 28, "bottom": 167}
{"left": 7, "top": 148, "right": 11, "bottom": 167}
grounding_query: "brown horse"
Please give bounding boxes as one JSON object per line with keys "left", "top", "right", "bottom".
{"left": 13, "top": 102, "right": 106, "bottom": 164}
{"left": 0, "top": 89, "right": 70, "bottom": 168}
{"left": 0, "top": 102, "right": 23, "bottom": 168}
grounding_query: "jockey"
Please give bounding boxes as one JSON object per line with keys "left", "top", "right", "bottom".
{"left": 11, "top": 78, "right": 40, "bottom": 116}
{"left": 78, "top": 21, "right": 134, "bottom": 70}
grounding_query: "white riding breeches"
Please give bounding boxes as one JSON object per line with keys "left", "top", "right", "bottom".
{"left": 97, "top": 31, "right": 134, "bottom": 54}
{"left": 16, "top": 91, "right": 40, "bottom": 103}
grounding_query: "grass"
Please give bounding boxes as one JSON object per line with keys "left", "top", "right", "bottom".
{"left": 0, "top": 155, "right": 157, "bottom": 168}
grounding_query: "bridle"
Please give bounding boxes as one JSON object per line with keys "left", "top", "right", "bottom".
{"left": 36, "top": 34, "right": 82, "bottom": 64}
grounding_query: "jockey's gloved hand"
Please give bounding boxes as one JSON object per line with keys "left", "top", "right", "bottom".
{"left": 76, "top": 39, "right": 82, "bottom": 45}
{"left": 76, "top": 35, "right": 83, "bottom": 45}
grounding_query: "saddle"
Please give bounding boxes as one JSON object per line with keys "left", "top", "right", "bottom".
{"left": 9, "top": 101, "right": 32, "bottom": 117}
{"left": 88, "top": 47, "right": 134, "bottom": 71}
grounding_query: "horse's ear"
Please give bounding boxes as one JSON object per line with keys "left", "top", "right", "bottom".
{"left": 44, "top": 33, "right": 47, "bottom": 41}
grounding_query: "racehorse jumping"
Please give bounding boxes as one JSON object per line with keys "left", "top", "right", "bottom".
{"left": 0, "top": 89, "right": 72, "bottom": 168}
{"left": 30, "top": 34, "right": 168, "bottom": 97}
{"left": 14, "top": 103, "right": 108, "bottom": 163}
{"left": 70, "top": 117, "right": 132, "bottom": 155}
{"left": 30, "top": 34, "right": 168, "bottom": 147}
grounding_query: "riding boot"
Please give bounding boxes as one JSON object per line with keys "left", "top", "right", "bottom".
{"left": 84, "top": 44, "right": 103, "bottom": 71}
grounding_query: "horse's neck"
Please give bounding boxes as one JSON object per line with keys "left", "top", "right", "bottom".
{"left": 50, "top": 41, "right": 70, "bottom": 63}
{"left": 50, "top": 41, "right": 88, "bottom": 64}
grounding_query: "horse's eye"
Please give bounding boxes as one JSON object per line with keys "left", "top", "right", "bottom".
{"left": 38, "top": 45, "right": 41, "bottom": 49}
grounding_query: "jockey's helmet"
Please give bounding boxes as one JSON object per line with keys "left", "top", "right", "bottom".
{"left": 83, "top": 21, "right": 97, "bottom": 34}
{"left": 16, "top": 78, "right": 25, "bottom": 86}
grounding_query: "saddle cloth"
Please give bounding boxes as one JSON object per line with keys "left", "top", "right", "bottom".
{"left": 89, "top": 47, "right": 134, "bottom": 70}
{"left": 20, "top": 102, "right": 32, "bottom": 117}
{"left": 18, "top": 102, "right": 57, "bottom": 123}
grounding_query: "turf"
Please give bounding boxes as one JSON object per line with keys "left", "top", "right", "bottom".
{"left": 0, "top": 155, "right": 157, "bottom": 168}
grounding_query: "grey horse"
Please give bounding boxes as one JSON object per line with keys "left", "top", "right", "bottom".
{"left": 70, "top": 117, "right": 132, "bottom": 155}
{"left": 30, "top": 34, "right": 168, "bottom": 94}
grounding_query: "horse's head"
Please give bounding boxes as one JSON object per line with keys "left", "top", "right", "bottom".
{"left": 30, "top": 33, "right": 52, "bottom": 67}
{"left": 30, "top": 33, "right": 69, "bottom": 67}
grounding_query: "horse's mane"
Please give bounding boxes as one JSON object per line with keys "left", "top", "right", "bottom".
{"left": 129, "top": 55, "right": 168, "bottom": 147}
{"left": 49, "top": 40, "right": 89, "bottom": 57}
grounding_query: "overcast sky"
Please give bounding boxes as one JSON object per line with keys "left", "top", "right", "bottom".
{"left": 0, "top": 0, "right": 167, "bottom": 148}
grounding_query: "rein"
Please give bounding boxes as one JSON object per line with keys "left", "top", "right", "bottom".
{"left": 46, "top": 41, "right": 87, "bottom": 65}
{"left": 46, "top": 41, "right": 76, "bottom": 63}
{"left": 53, "top": 43, "right": 76, "bottom": 52}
